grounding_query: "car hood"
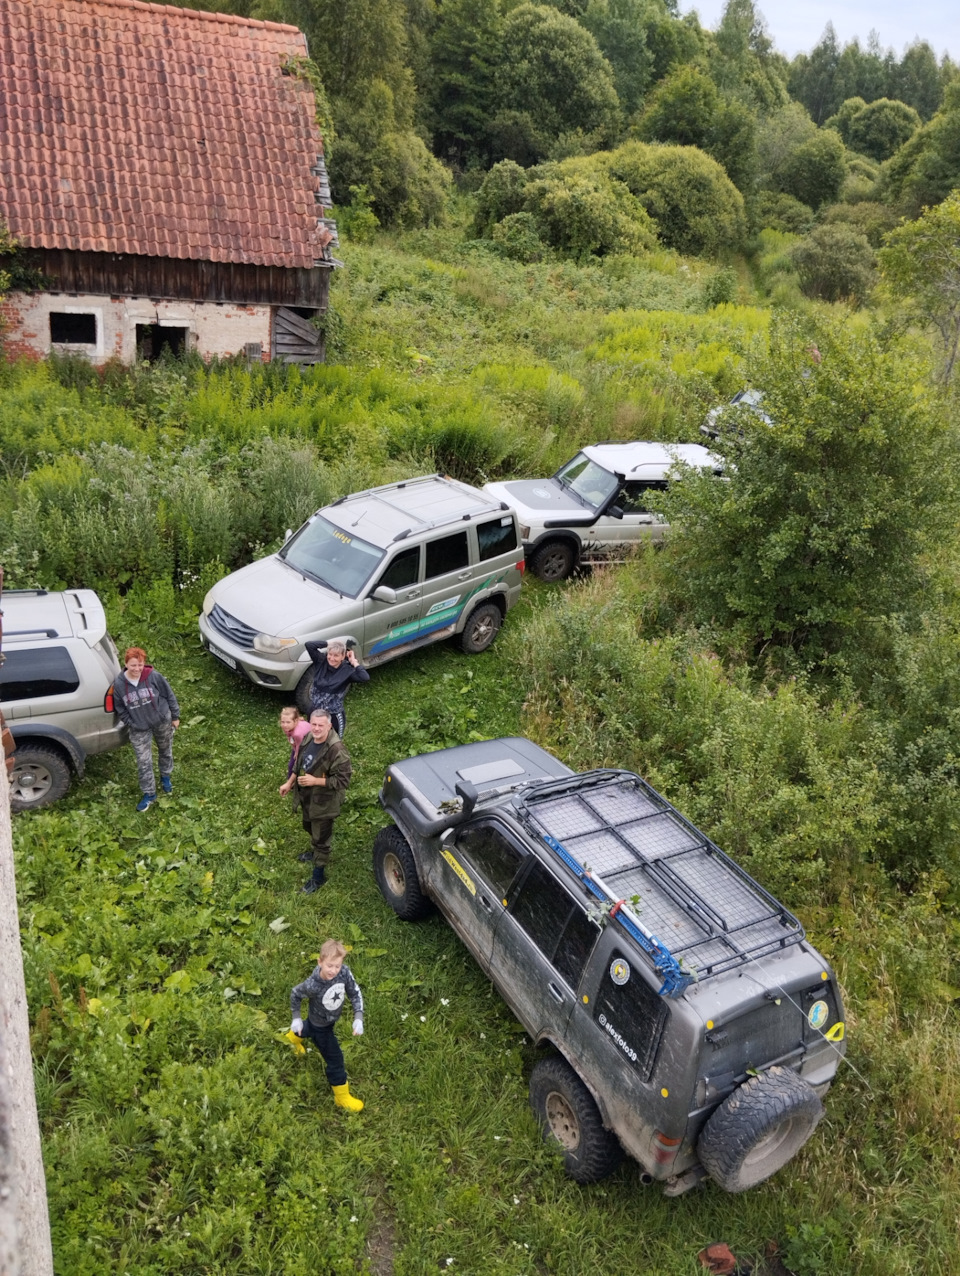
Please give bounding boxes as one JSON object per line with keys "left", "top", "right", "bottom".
{"left": 208, "top": 556, "right": 352, "bottom": 636}
{"left": 483, "top": 479, "right": 588, "bottom": 518}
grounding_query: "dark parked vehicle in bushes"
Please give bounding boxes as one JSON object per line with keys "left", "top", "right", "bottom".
{"left": 373, "top": 737, "right": 846, "bottom": 1194}
{"left": 0, "top": 589, "right": 127, "bottom": 810}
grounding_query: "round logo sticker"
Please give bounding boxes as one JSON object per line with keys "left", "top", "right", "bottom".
{"left": 610, "top": 958, "right": 631, "bottom": 986}
{"left": 808, "top": 999, "right": 829, "bottom": 1030}
{"left": 322, "top": 982, "right": 346, "bottom": 1012}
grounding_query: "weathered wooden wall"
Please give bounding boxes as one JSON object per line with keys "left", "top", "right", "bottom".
{"left": 29, "top": 251, "right": 331, "bottom": 309}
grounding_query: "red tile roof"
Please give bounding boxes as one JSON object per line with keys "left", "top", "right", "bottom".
{"left": 0, "top": 0, "right": 328, "bottom": 268}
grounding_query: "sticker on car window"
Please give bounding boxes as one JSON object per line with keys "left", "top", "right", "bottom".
{"left": 442, "top": 849, "right": 476, "bottom": 896}
{"left": 610, "top": 958, "right": 631, "bottom": 986}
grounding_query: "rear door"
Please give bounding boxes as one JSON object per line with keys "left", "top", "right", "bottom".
{"left": 490, "top": 857, "right": 601, "bottom": 1039}
{"left": 418, "top": 530, "right": 475, "bottom": 640}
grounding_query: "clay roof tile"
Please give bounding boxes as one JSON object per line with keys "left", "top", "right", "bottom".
{"left": 0, "top": 0, "right": 321, "bottom": 268}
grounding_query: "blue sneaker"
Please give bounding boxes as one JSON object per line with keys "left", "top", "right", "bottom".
{"left": 160, "top": 775, "right": 173, "bottom": 795}
{"left": 136, "top": 793, "right": 157, "bottom": 812}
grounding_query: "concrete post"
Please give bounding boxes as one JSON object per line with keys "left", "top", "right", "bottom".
{"left": 0, "top": 758, "right": 54, "bottom": 1276}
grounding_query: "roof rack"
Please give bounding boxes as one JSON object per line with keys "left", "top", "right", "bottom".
{"left": 330, "top": 475, "right": 509, "bottom": 540}
{"left": 514, "top": 770, "right": 804, "bottom": 999}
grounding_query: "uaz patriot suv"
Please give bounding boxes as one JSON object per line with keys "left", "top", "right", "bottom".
{"left": 199, "top": 475, "right": 524, "bottom": 706}
{"left": 0, "top": 589, "right": 127, "bottom": 810}
{"left": 373, "top": 737, "right": 846, "bottom": 1195}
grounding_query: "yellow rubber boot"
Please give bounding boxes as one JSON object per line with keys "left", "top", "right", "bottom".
{"left": 331, "top": 1083, "right": 364, "bottom": 1112}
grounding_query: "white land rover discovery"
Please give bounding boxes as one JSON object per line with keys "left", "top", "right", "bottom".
{"left": 484, "top": 442, "right": 722, "bottom": 582}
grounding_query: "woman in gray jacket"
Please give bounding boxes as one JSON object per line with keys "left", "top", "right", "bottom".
{"left": 112, "top": 646, "right": 180, "bottom": 811}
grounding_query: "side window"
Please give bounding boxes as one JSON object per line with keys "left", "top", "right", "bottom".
{"left": 620, "top": 481, "right": 667, "bottom": 514}
{"left": 425, "top": 531, "right": 469, "bottom": 579}
{"left": 455, "top": 824, "right": 525, "bottom": 896}
{"left": 376, "top": 546, "right": 420, "bottom": 590}
{"left": 477, "top": 516, "right": 518, "bottom": 562}
{"left": 511, "top": 860, "right": 599, "bottom": 989}
{"left": 593, "top": 949, "right": 668, "bottom": 1080}
{"left": 0, "top": 647, "right": 81, "bottom": 701}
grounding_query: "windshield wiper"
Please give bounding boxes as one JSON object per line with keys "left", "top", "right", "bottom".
{"left": 280, "top": 558, "right": 343, "bottom": 598}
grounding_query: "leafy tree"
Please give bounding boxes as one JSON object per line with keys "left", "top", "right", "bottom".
{"left": 847, "top": 98, "right": 921, "bottom": 161}
{"left": 661, "top": 315, "right": 956, "bottom": 665}
{"left": 635, "top": 64, "right": 758, "bottom": 191}
{"left": 428, "top": 0, "right": 503, "bottom": 167}
{"left": 753, "top": 191, "right": 813, "bottom": 234}
{"left": 604, "top": 140, "right": 746, "bottom": 255}
{"left": 819, "top": 200, "right": 897, "bottom": 248}
{"left": 879, "top": 192, "right": 960, "bottom": 384}
{"left": 892, "top": 40, "right": 945, "bottom": 121}
{"left": 331, "top": 80, "right": 451, "bottom": 226}
{"left": 823, "top": 96, "right": 868, "bottom": 144}
{"left": 645, "top": 6, "right": 705, "bottom": 84}
{"left": 789, "top": 224, "right": 877, "bottom": 304}
{"left": 755, "top": 101, "right": 816, "bottom": 184}
{"left": 709, "top": 0, "right": 787, "bottom": 113}
{"left": 473, "top": 159, "right": 530, "bottom": 236}
{"left": 776, "top": 128, "right": 846, "bottom": 210}
{"left": 880, "top": 81, "right": 960, "bottom": 216}
{"left": 489, "top": 3, "right": 621, "bottom": 164}
{"left": 258, "top": 0, "right": 450, "bottom": 225}
{"left": 521, "top": 164, "right": 657, "bottom": 258}
{"left": 581, "top": 0, "right": 654, "bottom": 118}
{"left": 490, "top": 211, "right": 549, "bottom": 261}
{"left": 787, "top": 23, "right": 841, "bottom": 124}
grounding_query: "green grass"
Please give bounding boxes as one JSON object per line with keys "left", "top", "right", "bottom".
{"left": 11, "top": 574, "right": 959, "bottom": 1276}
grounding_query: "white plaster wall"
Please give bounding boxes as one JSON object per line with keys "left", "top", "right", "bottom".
{"left": 1, "top": 291, "right": 272, "bottom": 364}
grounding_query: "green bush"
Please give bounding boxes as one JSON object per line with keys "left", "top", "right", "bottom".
{"left": 819, "top": 200, "right": 898, "bottom": 248}
{"left": 489, "top": 211, "right": 548, "bottom": 263}
{"left": 776, "top": 128, "right": 847, "bottom": 210}
{"left": 789, "top": 224, "right": 877, "bottom": 303}
{"left": 473, "top": 159, "right": 529, "bottom": 237}
{"left": 753, "top": 191, "right": 814, "bottom": 234}
{"left": 603, "top": 140, "right": 747, "bottom": 256}
{"left": 520, "top": 165, "right": 657, "bottom": 259}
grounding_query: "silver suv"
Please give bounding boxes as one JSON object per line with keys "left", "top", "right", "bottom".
{"left": 0, "top": 589, "right": 127, "bottom": 810}
{"left": 484, "top": 442, "right": 722, "bottom": 582}
{"left": 374, "top": 737, "right": 846, "bottom": 1196}
{"left": 199, "top": 475, "right": 525, "bottom": 704}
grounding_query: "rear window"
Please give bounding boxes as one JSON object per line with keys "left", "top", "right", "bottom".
{"left": 425, "top": 531, "right": 469, "bottom": 579}
{"left": 0, "top": 647, "right": 81, "bottom": 701}
{"left": 477, "top": 516, "right": 518, "bottom": 562}
{"left": 593, "top": 949, "right": 668, "bottom": 1080}
{"left": 511, "top": 860, "right": 599, "bottom": 989}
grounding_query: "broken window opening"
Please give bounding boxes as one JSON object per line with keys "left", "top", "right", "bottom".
{"left": 50, "top": 312, "right": 97, "bottom": 345}
{"left": 136, "top": 324, "right": 188, "bottom": 362}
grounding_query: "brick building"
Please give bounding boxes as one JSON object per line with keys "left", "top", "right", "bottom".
{"left": 0, "top": 0, "right": 337, "bottom": 364}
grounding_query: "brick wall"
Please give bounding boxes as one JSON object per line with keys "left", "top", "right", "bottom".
{"left": 0, "top": 292, "right": 273, "bottom": 363}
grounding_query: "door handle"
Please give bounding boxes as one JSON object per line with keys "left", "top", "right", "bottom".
{"left": 477, "top": 894, "right": 493, "bottom": 912}
{"left": 548, "top": 982, "right": 565, "bottom": 1003}
{"left": 457, "top": 571, "right": 472, "bottom": 580}
{"left": 403, "top": 589, "right": 421, "bottom": 598}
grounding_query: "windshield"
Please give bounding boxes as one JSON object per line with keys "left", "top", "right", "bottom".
{"left": 555, "top": 453, "right": 620, "bottom": 510}
{"left": 280, "top": 516, "right": 385, "bottom": 598}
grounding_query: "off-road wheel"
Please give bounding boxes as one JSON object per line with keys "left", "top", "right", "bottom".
{"left": 697, "top": 1066, "right": 824, "bottom": 1192}
{"left": 373, "top": 825, "right": 433, "bottom": 921}
{"left": 530, "top": 540, "right": 575, "bottom": 583}
{"left": 459, "top": 602, "right": 502, "bottom": 654}
{"left": 529, "top": 1056, "right": 623, "bottom": 1183}
{"left": 10, "top": 745, "right": 72, "bottom": 812}
{"left": 294, "top": 668, "right": 315, "bottom": 716}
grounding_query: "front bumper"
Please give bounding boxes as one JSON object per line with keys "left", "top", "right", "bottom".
{"left": 198, "top": 613, "right": 304, "bottom": 691}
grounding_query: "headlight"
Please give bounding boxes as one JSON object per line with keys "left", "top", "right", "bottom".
{"left": 202, "top": 590, "right": 215, "bottom": 616}
{"left": 520, "top": 525, "right": 531, "bottom": 540}
{"left": 253, "top": 634, "right": 299, "bottom": 654}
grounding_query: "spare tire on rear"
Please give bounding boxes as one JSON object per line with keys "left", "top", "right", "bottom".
{"left": 697, "top": 1066, "right": 824, "bottom": 1192}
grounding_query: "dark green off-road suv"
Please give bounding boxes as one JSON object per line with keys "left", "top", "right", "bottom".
{"left": 373, "top": 737, "right": 846, "bottom": 1195}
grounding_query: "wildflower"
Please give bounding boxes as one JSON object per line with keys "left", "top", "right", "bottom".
{"left": 349, "top": 1215, "right": 358, "bottom": 1224}
{"left": 440, "top": 998, "right": 449, "bottom": 1006}
{"left": 420, "top": 1015, "right": 426, "bottom": 1022}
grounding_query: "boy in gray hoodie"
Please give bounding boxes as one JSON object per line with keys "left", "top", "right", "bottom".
{"left": 112, "top": 646, "right": 180, "bottom": 811}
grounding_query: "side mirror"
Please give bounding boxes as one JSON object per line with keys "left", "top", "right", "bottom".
{"left": 608, "top": 504, "right": 624, "bottom": 520}
{"left": 372, "top": 585, "right": 397, "bottom": 604}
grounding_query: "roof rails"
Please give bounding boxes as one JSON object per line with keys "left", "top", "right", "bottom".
{"left": 514, "top": 770, "right": 804, "bottom": 999}
{"left": 331, "top": 474, "right": 509, "bottom": 540}
{"left": 4, "top": 628, "right": 59, "bottom": 639}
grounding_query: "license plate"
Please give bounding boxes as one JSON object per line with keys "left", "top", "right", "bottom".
{"left": 208, "top": 643, "right": 237, "bottom": 671}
